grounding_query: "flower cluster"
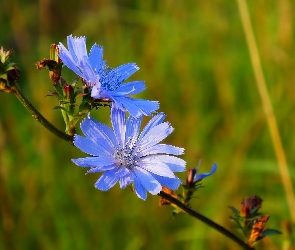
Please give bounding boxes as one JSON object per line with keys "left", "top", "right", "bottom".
{"left": 58, "top": 35, "right": 216, "bottom": 200}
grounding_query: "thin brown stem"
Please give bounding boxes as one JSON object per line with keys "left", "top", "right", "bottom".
{"left": 158, "top": 191, "right": 254, "bottom": 250}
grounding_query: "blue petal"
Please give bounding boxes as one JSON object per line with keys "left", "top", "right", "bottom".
{"left": 130, "top": 99, "right": 159, "bottom": 115}
{"left": 111, "top": 96, "right": 147, "bottom": 118}
{"left": 119, "top": 169, "right": 134, "bottom": 188}
{"left": 138, "top": 144, "right": 184, "bottom": 157}
{"left": 132, "top": 167, "right": 162, "bottom": 195}
{"left": 71, "top": 156, "right": 116, "bottom": 168}
{"left": 139, "top": 112, "right": 166, "bottom": 140}
{"left": 125, "top": 115, "right": 142, "bottom": 147}
{"left": 74, "top": 135, "right": 107, "bottom": 156}
{"left": 86, "top": 164, "right": 117, "bottom": 173}
{"left": 88, "top": 44, "right": 104, "bottom": 71}
{"left": 119, "top": 97, "right": 159, "bottom": 117}
{"left": 142, "top": 155, "right": 186, "bottom": 172}
{"left": 133, "top": 177, "right": 147, "bottom": 200}
{"left": 193, "top": 163, "right": 217, "bottom": 182}
{"left": 137, "top": 122, "right": 173, "bottom": 150}
{"left": 115, "top": 81, "right": 146, "bottom": 95}
{"left": 139, "top": 158, "right": 177, "bottom": 178}
{"left": 111, "top": 108, "right": 126, "bottom": 146}
{"left": 58, "top": 43, "right": 83, "bottom": 77}
{"left": 80, "top": 117, "right": 116, "bottom": 153}
{"left": 94, "top": 168, "right": 121, "bottom": 191}
{"left": 79, "top": 59, "right": 98, "bottom": 86}
{"left": 111, "top": 63, "right": 139, "bottom": 83}
{"left": 67, "top": 35, "right": 87, "bottom": 62}
{"left": 150, "top": 174, "right": 182, "bottom": 190}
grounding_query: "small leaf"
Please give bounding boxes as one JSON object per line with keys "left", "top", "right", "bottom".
{"left": 228, "top": 206, "right": 240, "bottom": 215}
{"left": 261, "top": 229, "right": 282, "bottom": 237}
{"left": 54, "top": 85, "right": 64, "bottom": 97}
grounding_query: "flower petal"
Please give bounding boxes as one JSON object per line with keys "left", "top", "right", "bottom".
{"left": 115, "top": 81, "right": 146, "bottom": 95}
{"left": 79, "top": 59, "right": 98, "bottom": 86}
{"left": 125, "top": 115, "right": 142, "bottom": 147}
{"left": 138, "top": 144, "right": 184, "bottom": 157}
{"left": 119, "top": 169, "right": 134, "bottom": 188}
{"left": 133, "top": 178, "right": 147, "bottom": 200}
{"left": 72, "top": 156, "right": 116, "bottom": 168}
{"left": 58, "top": 43, "right": 83, "bottom": 77}
{"left": 137, "top": 122, "right": 173, "bottom": 150}
{"left": 67, "top": 35, "right": 87, "bottom": 62}
{"left": 94, "top": 168, "right": 121, "bottom": 191}
{"left": 139, "top": 158, "right": 176, "bottom": 178}
{"left": 139, "top": 112, "right": 166, "bottom": 139}
{"left": 86, "top": 164, "right": 117, "bottom": 173}
{"left": 88, "top": 44, "right": 104, "bottom": 73}
{"left": 80, "top": 116, "right": 116, "bottom": 152}
{"left": 111, "top": 96, "right": 147, "bottom": 118}
{"left": 150, "top": 173, "right": 182, "bottom": 190}
{"left": 111, "top": 63, "right": 139, "bottom": 83}
{"left": 194, "top": 163, "right": 217, "bottom": 182}
{"left": 132, "top": 167, "right": 162, "bottom": 195}
{"left": 130, "top": 99, "right": 159, "bottom": 116}
{"left": 142, "top": 155, "right": 186, "bottom": 172}
{"left": 111, "top": 108, "right": 126, "bottom": 146}
{"left": 73, "top": 135, "right": 103, "bottom": 156}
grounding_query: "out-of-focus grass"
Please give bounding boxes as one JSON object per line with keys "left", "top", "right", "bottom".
{"left": 1, "top": 0, "right": 295, "bottom": 249}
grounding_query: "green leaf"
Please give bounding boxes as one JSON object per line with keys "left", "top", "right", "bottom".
{"left": 54, "top": 85, "right": 64, "bottom": 97}
{"left": 228, "top": 206, "right": 240, "bottom": 215}
{"left": 261, "top": 229, "right": 282, "bottom": 237}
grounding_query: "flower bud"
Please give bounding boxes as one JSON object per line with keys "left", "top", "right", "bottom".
{"left": 0, "top": 46, "right": 20, "bottom": 92}
{"left": 186, "top": 168, "right": 197, "bottom": 189}
{"left": 240, "top": 195, "right": 263, "bottom": 222}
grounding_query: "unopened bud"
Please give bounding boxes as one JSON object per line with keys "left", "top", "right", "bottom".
{"left": 241, "top": 195, "right": 262, "bottom": 216}
{"left": 240, "top": 203, "right": 251, "bottom": 218}
{"left": 0, "top": 46, "right": 20, "bottom": 92}
{"left": 186, "top": 168, "right": 197, "bottom": 189}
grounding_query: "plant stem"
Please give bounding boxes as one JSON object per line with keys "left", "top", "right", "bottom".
{"left": 158, "top": 191, "right": 254, "bottom": 250}
{"left": 10, "top": 81, "right": 74, "bottom": 143}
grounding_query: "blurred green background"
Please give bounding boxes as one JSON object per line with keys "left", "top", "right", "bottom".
{"left": 1, "top": 0, "right": 295, "bottom": 249}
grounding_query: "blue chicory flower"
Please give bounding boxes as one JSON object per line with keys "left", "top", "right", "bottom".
{"left": 58, "top": 35, "right": 159, "bottom": 117}
{"left": 72, "top": 109, "right": 186, "bottom": 200}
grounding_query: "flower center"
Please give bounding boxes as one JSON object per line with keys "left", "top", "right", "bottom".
{"left": 114, "top": 146, "right": 137, "bottom": 169}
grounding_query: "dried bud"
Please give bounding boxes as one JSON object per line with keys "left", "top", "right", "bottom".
{"left": 36, "top": 58, "right": 61, "bottom": 85}
{"left": 36, "top": 44, "right": 62, "bottom": 85}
